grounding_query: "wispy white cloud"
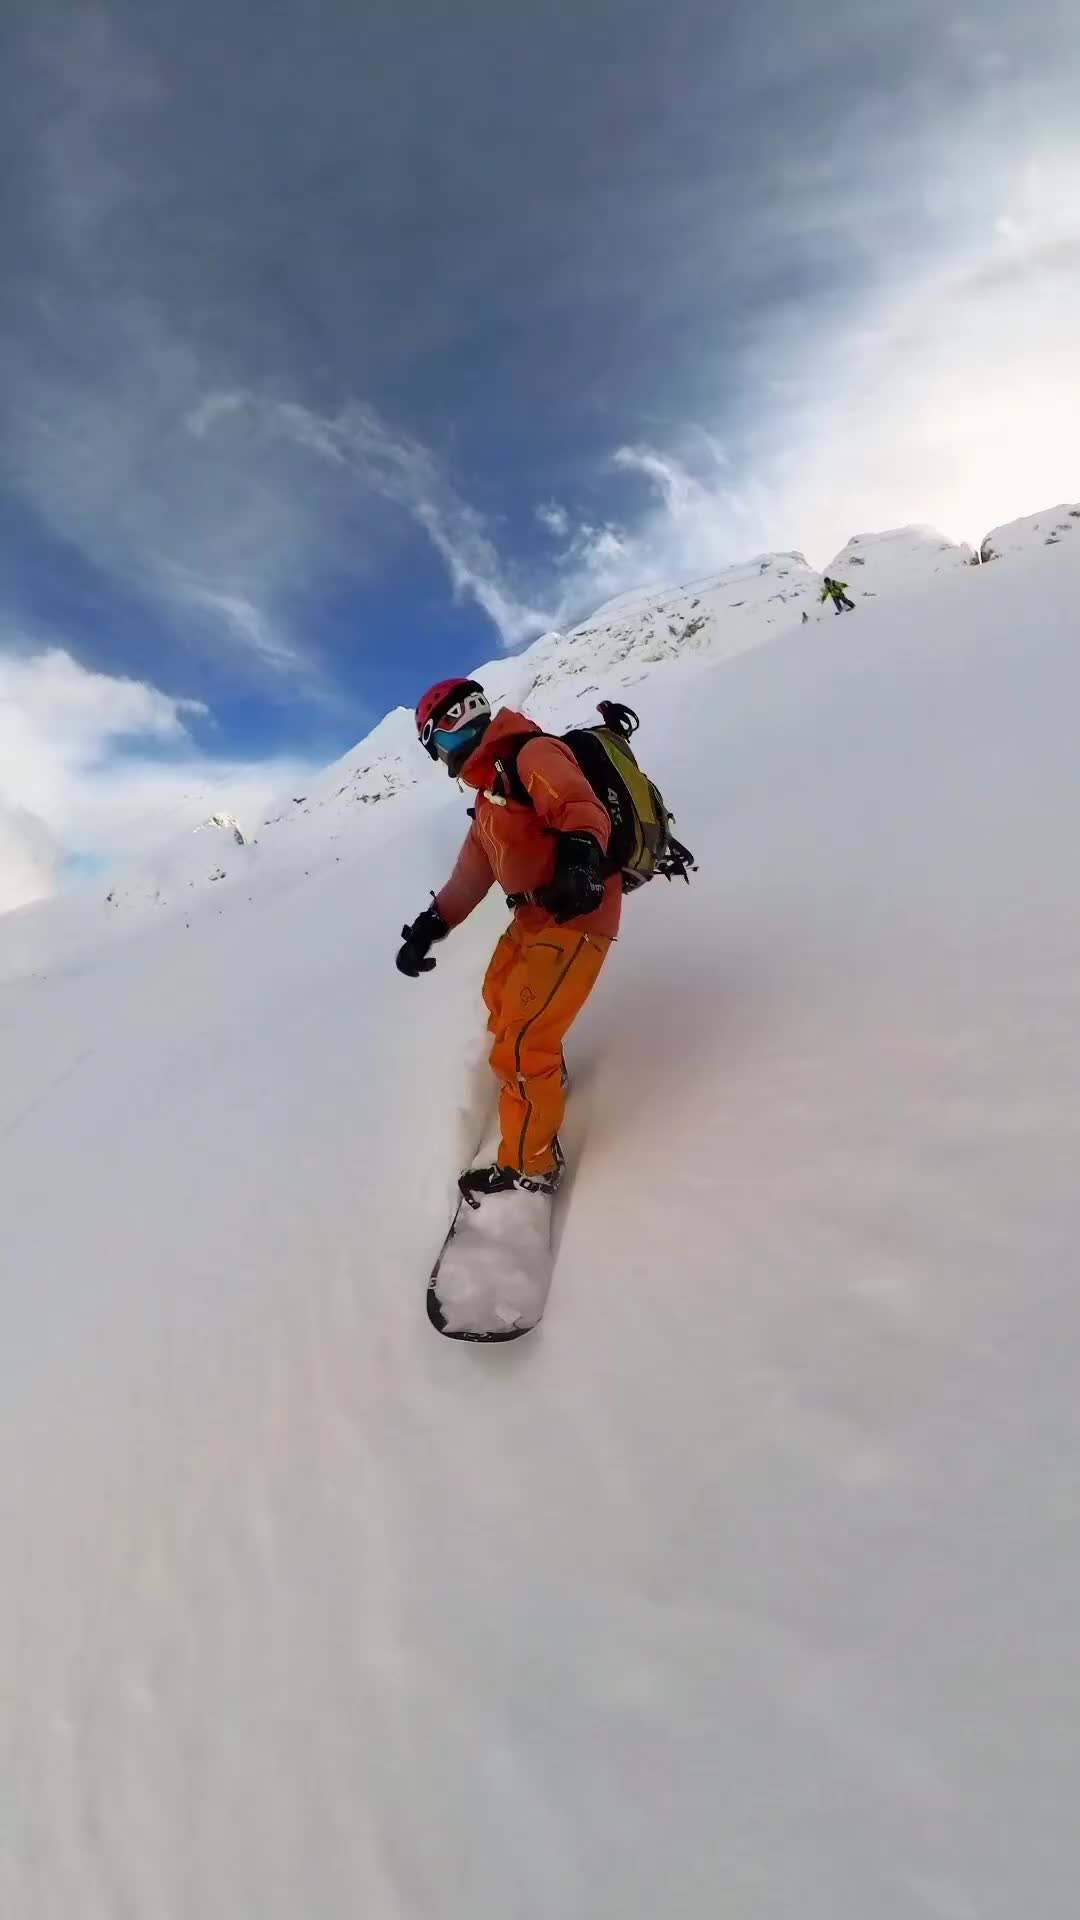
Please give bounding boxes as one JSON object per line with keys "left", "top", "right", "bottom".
{"left": 536, "top": 502, "right": 570, "bottom": 539}
{"left": 298, "top": 402, "right": 551, "bottom": 642}
{"left": 196, "top": 395, "right": 552, "bottom": 647}
{"left": 0, "top": 640, "right": 311, "bottom": 913}
{"left": 167, "top": 580, "right": 305, "bottom": 675}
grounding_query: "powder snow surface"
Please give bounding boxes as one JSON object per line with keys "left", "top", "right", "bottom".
{"left": 3, "top": 542, "right": 1080, "bottom": 1916}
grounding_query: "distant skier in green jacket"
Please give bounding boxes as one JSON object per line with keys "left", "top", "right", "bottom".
{"left": 821, "top": 576, "right": 855, "bottom": 613}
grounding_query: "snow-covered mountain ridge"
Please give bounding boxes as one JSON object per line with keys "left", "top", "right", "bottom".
{"left": 1, "top": 505, "right": 1073, "bottom": 976}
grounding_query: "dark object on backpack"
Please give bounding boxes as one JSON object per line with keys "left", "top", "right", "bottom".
{"left": 497, "top": 702, "right": 695, "bottom": 893}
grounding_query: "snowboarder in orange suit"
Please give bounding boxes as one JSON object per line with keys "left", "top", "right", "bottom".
{"left": 396, "top": 678, "right": 619, "bottom": 1198}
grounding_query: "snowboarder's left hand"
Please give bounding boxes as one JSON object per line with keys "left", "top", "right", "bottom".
{"left": 396, "top": 902, "right": 448, "bottom": 977}
{"left": 533, "top": 832, "right": 605, "bottom": 923}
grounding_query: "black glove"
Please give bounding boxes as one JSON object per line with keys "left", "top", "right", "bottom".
{"left": 533, "top": 832, "right": 606, "bottom": 923}
{"left": 396, "top": 902, "right": 448, "bottom": 977}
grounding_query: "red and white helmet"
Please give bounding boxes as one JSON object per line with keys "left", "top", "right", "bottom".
{"left": 415, "top": 678, "right": 490, "bottom": 760}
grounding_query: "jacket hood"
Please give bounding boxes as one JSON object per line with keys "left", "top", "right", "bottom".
{"left": 459, "top": 708, "right": 541, "bottom": 791}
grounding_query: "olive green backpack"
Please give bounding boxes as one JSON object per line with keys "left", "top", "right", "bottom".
{"left": 498, "top": 701, "right": 695, "bottom": 893}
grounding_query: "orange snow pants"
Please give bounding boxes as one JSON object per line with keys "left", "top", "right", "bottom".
{"left": 483, "top": 920, "right": 611, "bottom": 1177}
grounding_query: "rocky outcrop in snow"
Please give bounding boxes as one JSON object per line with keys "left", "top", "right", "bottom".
{"left": 472, "top": 552, "right": 823, "bottom": 733}
{"left": 979, "top": 504, "right": 1080, "bottom": 564}
{"left": 824, "top": 526, "right": 975, "bottom": 603}
{"left": 196, "top": 812, "right": 249, "bottom": 847}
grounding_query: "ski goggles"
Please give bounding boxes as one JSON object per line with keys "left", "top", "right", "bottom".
{"left": 430, "top": 723, "right": 482, "bottom": 759}
{"left": 420, "top": 686, "right": 490, "bottom": 752}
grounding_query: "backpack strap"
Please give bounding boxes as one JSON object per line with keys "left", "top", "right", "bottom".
{"left": 495, "top": 706, "right": 638, "bottom": 799}
{"left": 492, "top": 733, "right": 546, "bottom": 809}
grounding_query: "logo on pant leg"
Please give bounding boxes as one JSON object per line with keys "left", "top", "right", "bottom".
{"left": 519, "top": 985, "right": 536, "bottom": 1006}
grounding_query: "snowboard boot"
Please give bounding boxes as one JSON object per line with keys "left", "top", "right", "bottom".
{"left": 459, "top": 1159, "right": 562, "bottom": 1209}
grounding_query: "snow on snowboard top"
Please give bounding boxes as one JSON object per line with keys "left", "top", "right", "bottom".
{"left": 427, "top": 1179, "right": 554, "bottom": 1341}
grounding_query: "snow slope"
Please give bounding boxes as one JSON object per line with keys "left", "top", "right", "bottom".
{"left": 4, "top": 542, "right": 1080, "bottom": 1917}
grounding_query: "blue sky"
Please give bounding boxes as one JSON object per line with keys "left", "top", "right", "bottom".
{"left": 1, "top": 0, "right": 1079, "bottom": 902}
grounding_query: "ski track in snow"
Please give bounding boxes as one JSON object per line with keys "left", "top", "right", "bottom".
{"left": 2, "top": 540, "right": 1080, "bottom": 1915}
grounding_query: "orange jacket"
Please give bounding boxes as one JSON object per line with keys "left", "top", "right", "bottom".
{"left": 435, "top": 709, "right": 623, "bottom": 941}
